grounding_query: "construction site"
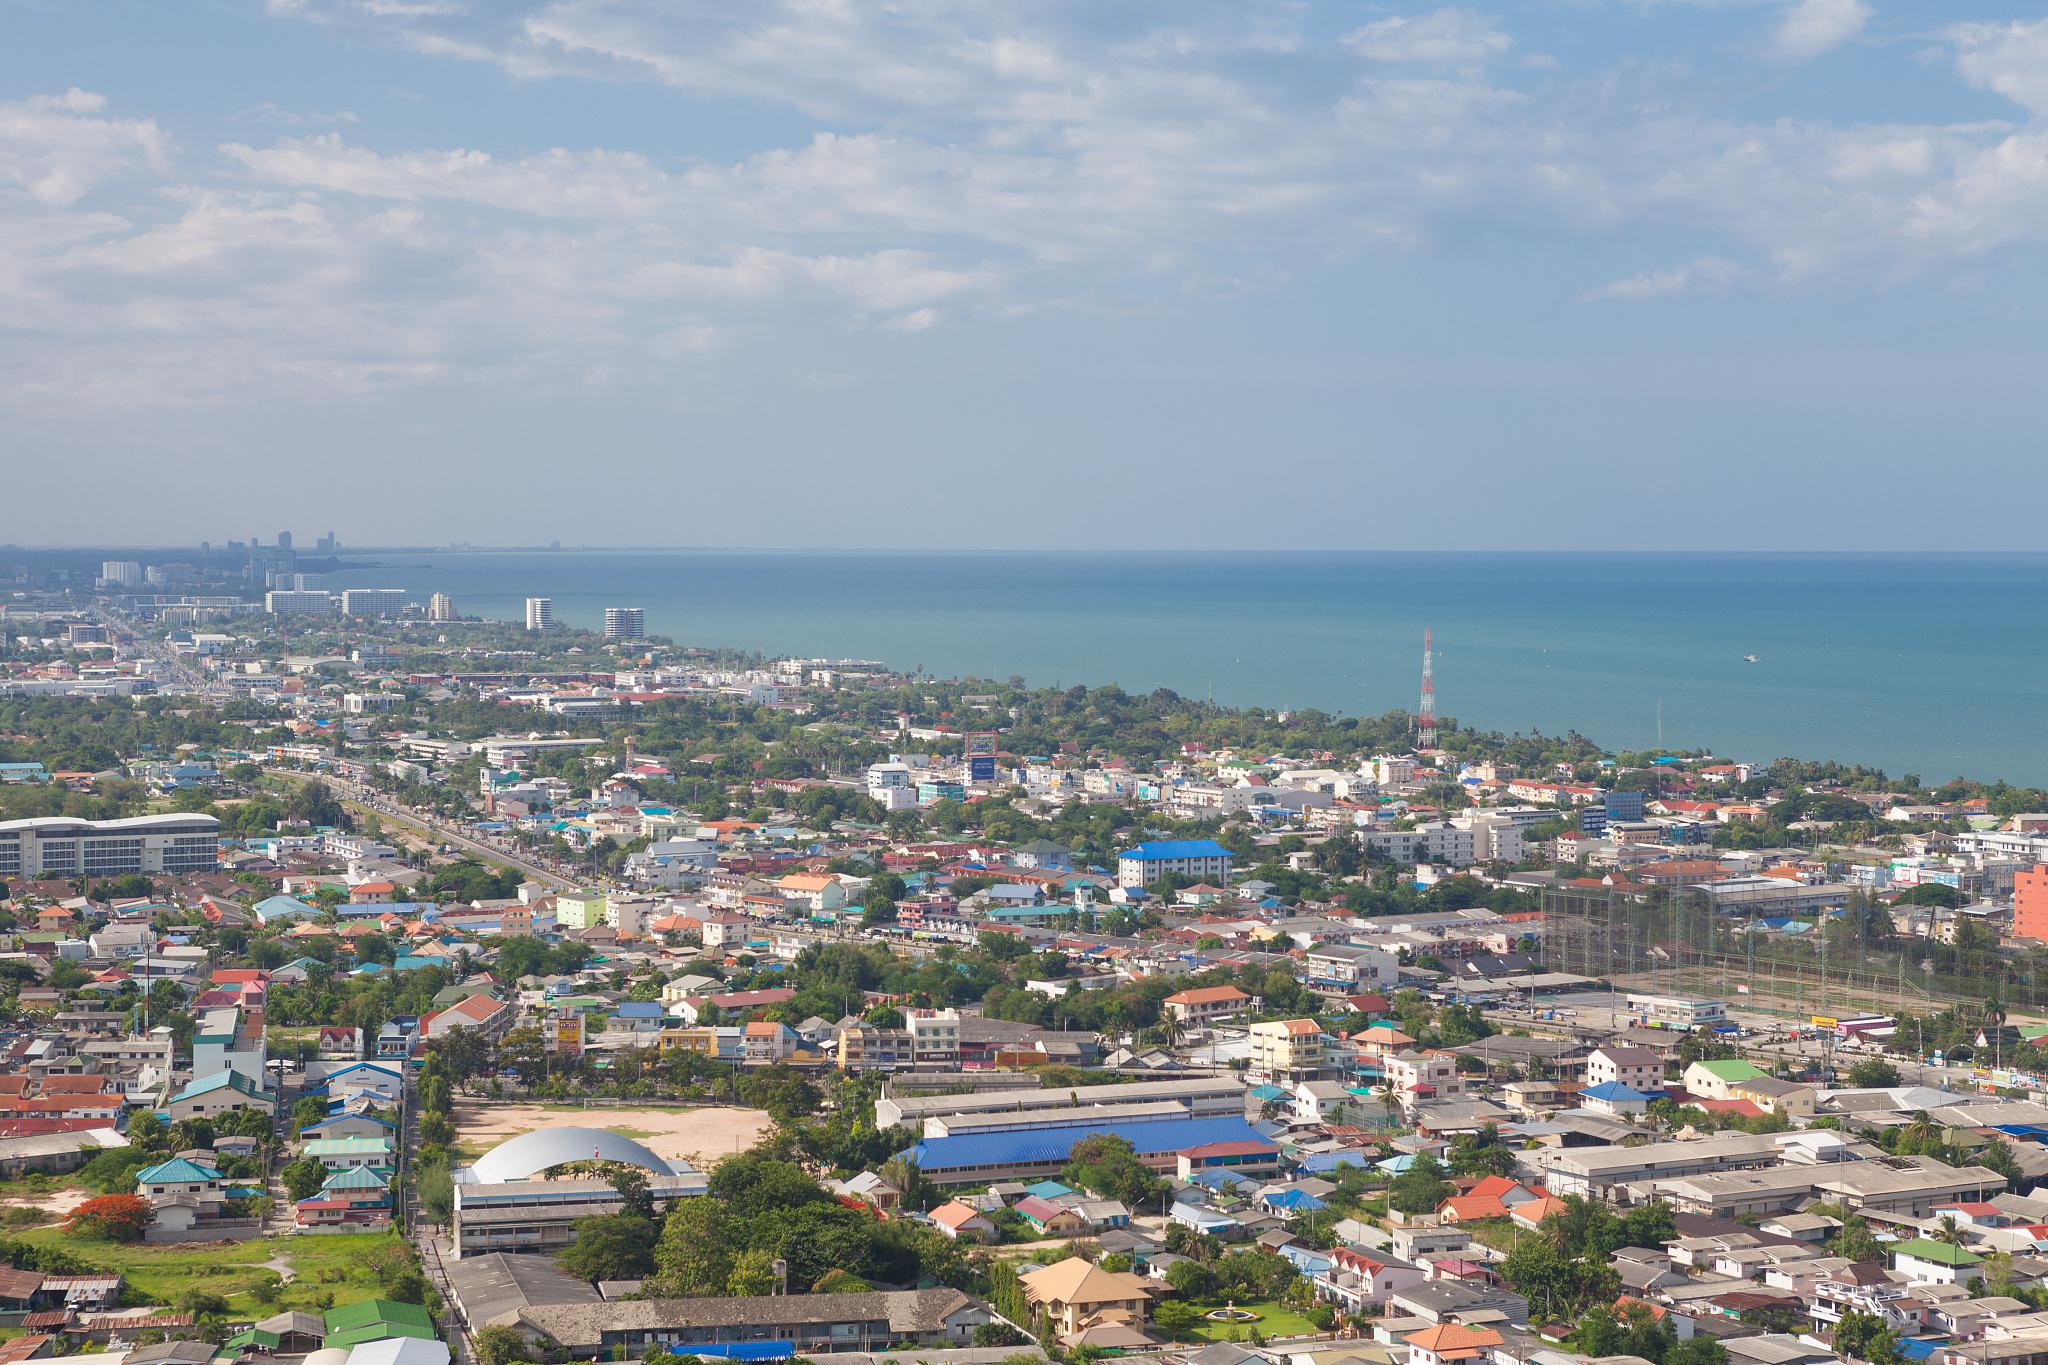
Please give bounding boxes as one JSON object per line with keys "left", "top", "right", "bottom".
{"left": 1539, "top": 880, "right": 2048, "bottom": 1024}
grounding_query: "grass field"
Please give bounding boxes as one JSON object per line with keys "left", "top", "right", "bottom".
{"left": 1187, "top": 1301, "right": 1320, "bottom": 1341}
{"left": 11, "top": 1229, "right": 410, "bottom": 1317}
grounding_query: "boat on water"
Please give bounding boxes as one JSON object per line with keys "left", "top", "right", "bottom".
{"left": 1744, "top": 654, "right": 1761, "bottom": 663}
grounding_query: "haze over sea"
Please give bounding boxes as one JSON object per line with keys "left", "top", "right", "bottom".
{"left": 325, "top": 552, "right": 2048, "bottom": 787}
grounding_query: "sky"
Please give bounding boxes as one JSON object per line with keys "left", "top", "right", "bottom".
{"left": 5, "top": 0, "right": 2048, "bottom": 549}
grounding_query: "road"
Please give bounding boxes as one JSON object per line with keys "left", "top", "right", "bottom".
{"left": 323, "top": 775, "right": 577, "bottom": 892}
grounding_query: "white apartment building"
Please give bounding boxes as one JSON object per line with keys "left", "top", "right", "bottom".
{"left": 866, "top": 762, "right": 919, "bottom": 811}
{"left": 525, "top": 597, "right": 554, "bottom": 631}
{"left": 265, "top": 589, "right": 336, "bottom": 615}
{"left": 603, "top": 607, "right": 646, "bottom": 640}
{"left": 0, "top": 814, "right": 219, "bottom": 879}
{"left": 428, "top": 592, "right": 456, "bottom": 622}
{"left": 1361, "top": 821, "right": 1477, "bottom": 866}
{"left": 100, "top": 561, "right": 143, "bottom": 588}
{"left": 340, "top": 588, "right": 407, "bottom": 615}
{"left": 906, "top": 1010, "right": 963, "bottom": 1063}
{"left": 1585, "top": 1045, "right": 1666, "bottom": 1093}
{"left": 1455, "top": 813, "right": 1525, "bottom": 864}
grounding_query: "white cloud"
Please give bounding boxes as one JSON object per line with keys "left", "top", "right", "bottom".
{"left": 883, "top": 307, "right": 942, "bottom": 332}
{"left": 0, "top": 88, "right": 167, "bottom": 206}
{"left": 1947, "top": 19, "right": 2048, "bottom": 115}
{"left": 1769, "top": 0, "right": 1871, "bottom": 61}
{"left": 12, "top": 2, "right": 2048, "bottom": 412}
{"left": 1343, "top": 9, "right": 1512, "bottom": 65}
{"left": 1586, "top": 256, "right": 1746, "bottom": 300}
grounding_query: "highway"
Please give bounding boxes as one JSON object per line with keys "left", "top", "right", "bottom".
{"left": 328, "top": 776, "right": 577, "bottom": 891}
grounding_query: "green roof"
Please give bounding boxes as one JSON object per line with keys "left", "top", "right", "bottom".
{"left": 320, "top": 1166, "right": 391, "bottom": 1190}
{"left": 1691, "top": 1060, "right": 1767, "bottom": 1082}
{"left": 323, "top": 1298, "right": 436, "bottom": 1347}
{"left": 1893, "top": 1238, "right": 1983, "bottom": 1266}
{"left": 173, "top": 1069, "right": 270, "bottom": 1104}
{"left": 303, "top": 1137, "right": 393, "bottom": 1157}
{"left": 136, "top": 1157, "right": 222, "bottom": 1184}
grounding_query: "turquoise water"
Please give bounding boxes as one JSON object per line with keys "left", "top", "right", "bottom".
{"left": 322, "top": 551, "right": 2048, "bottom": 785}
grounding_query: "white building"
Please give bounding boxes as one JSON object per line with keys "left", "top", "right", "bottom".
{"left": 0, "top": 814, "right": 219, "bottom": 879}
{"left": 100, "top": 560, "right": 143, "bottom": 588}
{"left": 265, "top": 590, "right": 336, "bottom": 615}
{"left": 340, "top": 588, "right": 407, "bottom": 616}
{"left": 1361, "top": 821, "right": 1477, "bottom": 866}
{"left": 603, "top": 607, "right": 646, "bottom": 640}
{"left": 525, "top": 597, "right": 554, "bottom": 631}
{"left": 428, "top": 592, "right": 456, "bottom": 622}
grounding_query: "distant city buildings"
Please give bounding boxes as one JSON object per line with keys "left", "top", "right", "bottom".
{"left": 603, "top": 606, "right": 646, "bottom": 640}
{"left": 525, "top": 597, "right": 554, "bottom": 632}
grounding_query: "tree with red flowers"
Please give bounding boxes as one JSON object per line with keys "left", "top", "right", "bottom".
{"left": 65, "top": 1194, "right": 152, "bottom": 1241}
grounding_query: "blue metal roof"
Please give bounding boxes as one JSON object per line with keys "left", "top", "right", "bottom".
{"left": 1580, "top": 1082, "right": 1654, "bottom": 1101}
{"left": 1119, "top": 839, "right": 1232, "bottom": 861}
{"left": 900, "top": 1116, "right": 1274, "bottom": 1173}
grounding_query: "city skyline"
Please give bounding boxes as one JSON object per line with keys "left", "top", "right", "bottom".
{"left": 6, "top": 1, "right": 2048, "bottom": 548}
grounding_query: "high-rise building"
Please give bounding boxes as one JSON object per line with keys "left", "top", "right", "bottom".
{"left": 340, "top": 588, "right": 407, "bottom": 616}
{"left": 2017, "top": 864, "right": 2048, "bottom": 943}
{"left": 603, "top": 607, "right": 646, "bottom": 640}
{"left": 428, "top": 592, "right": 456, "bottom": 622}
{"left": 265, "top": 589, "right": 336, "bottom": 615}
{"left": 277, "top": 531, "right": 293, "bottom": 551}
{"left": 99, "top": 561, "right": 143, "bottom": 588}
{"left": 525, "top": 597, "right": 554, "bottom": 632}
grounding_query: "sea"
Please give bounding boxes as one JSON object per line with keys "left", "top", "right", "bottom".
{"left": 320, "top": 551, "right": 2048, "bottom": 786}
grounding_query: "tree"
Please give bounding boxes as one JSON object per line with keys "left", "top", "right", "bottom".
{"left": 1388, "top": 1152, "right": 1451, "bottom": 1215}
{"left": 559, "top": 1213, "right": 658, "bottom": 1282}
{"left": 1846, "top": 1058, "right": 1901, "bottom": 1089}
{"left": 813, "top": 1269, "right": 871, "bottom": 1294}
{"left": 973, "top": 1324, "right": 1026, "bottom": 1348}
{"left": 282, "top": 1157, "right": 329, "bottom": 1202}
{"left": 1153, "top": 1301, "right": 1207, "bottom": 1341}
{"left": 1448, "top": 1124, "right": 1519, "bottom": 1179}
{"left": 653, "top": 1198, "right": 735, "bottom": 1295}
{"left": 65, "top": 1194, "right": 152, "bottom": 1241}
{"left": 473, "top": 1326, "right": 529, "bottom": 1365}
{"left": 1833, "top": 1310, "right": 1901, "bottom": 1365}
{"left": 1063, "top": 1133, "right": 1167, "bottom": 1208}
{"left": 1165, "top": 1259, "right": 1217, "bottom": 1298}
{"left": 727, "top": 1248, "right": 778, "bottom": 1297}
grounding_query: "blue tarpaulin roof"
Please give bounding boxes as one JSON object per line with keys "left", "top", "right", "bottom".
{"left": 900, "top": 1116, "right": 1274, "bottom": 1175}
{"left": 669, "top": 1345, "right": 794, "bottom": 1361}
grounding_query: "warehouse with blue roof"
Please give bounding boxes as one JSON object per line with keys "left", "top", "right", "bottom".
{"left": 898, "top": 1114, "right": 1276, "bottom": 1186}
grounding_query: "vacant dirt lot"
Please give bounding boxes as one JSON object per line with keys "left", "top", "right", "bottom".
{"left": 452, "top": 1102, "right": 774, "bottom": 1171}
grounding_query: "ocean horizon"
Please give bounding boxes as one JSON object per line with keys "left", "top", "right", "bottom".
{"left": 321, "top": 549, "right": 2048, "bottom": 787}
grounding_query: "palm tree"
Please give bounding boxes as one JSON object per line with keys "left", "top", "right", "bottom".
{"left": 1985, "top": 996, "right": 2008, "bottom": 1070}
{"left": 1932, "top": 1214, "right": 1965, "bottom": 1247}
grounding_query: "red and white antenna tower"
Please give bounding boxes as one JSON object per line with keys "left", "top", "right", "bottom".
{"left": 1417, "top": 627, "right": 1437, "bottom": 750}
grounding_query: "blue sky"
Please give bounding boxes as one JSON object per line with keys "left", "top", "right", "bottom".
{"left": 5, "top": 0, "right": 2048, "bottom": 549}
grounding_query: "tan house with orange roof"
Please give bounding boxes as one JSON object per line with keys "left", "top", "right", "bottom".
{"left": 1162, "top": 984, "right": 1255, "bottom": 1025}
{"left": 776, "top": 873, "right": 847, "bottom": 914}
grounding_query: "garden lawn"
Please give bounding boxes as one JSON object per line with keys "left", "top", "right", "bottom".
{"left": 11, "top": 1229, "right": 409, "bottom": 1317}
{"left": 1188, "top": 1301, "right": 1320, "bottom": 1341}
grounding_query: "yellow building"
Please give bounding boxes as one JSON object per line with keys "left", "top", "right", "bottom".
{"left": 1249, "top": 1018, "right": 1327, "bottom": 1081}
